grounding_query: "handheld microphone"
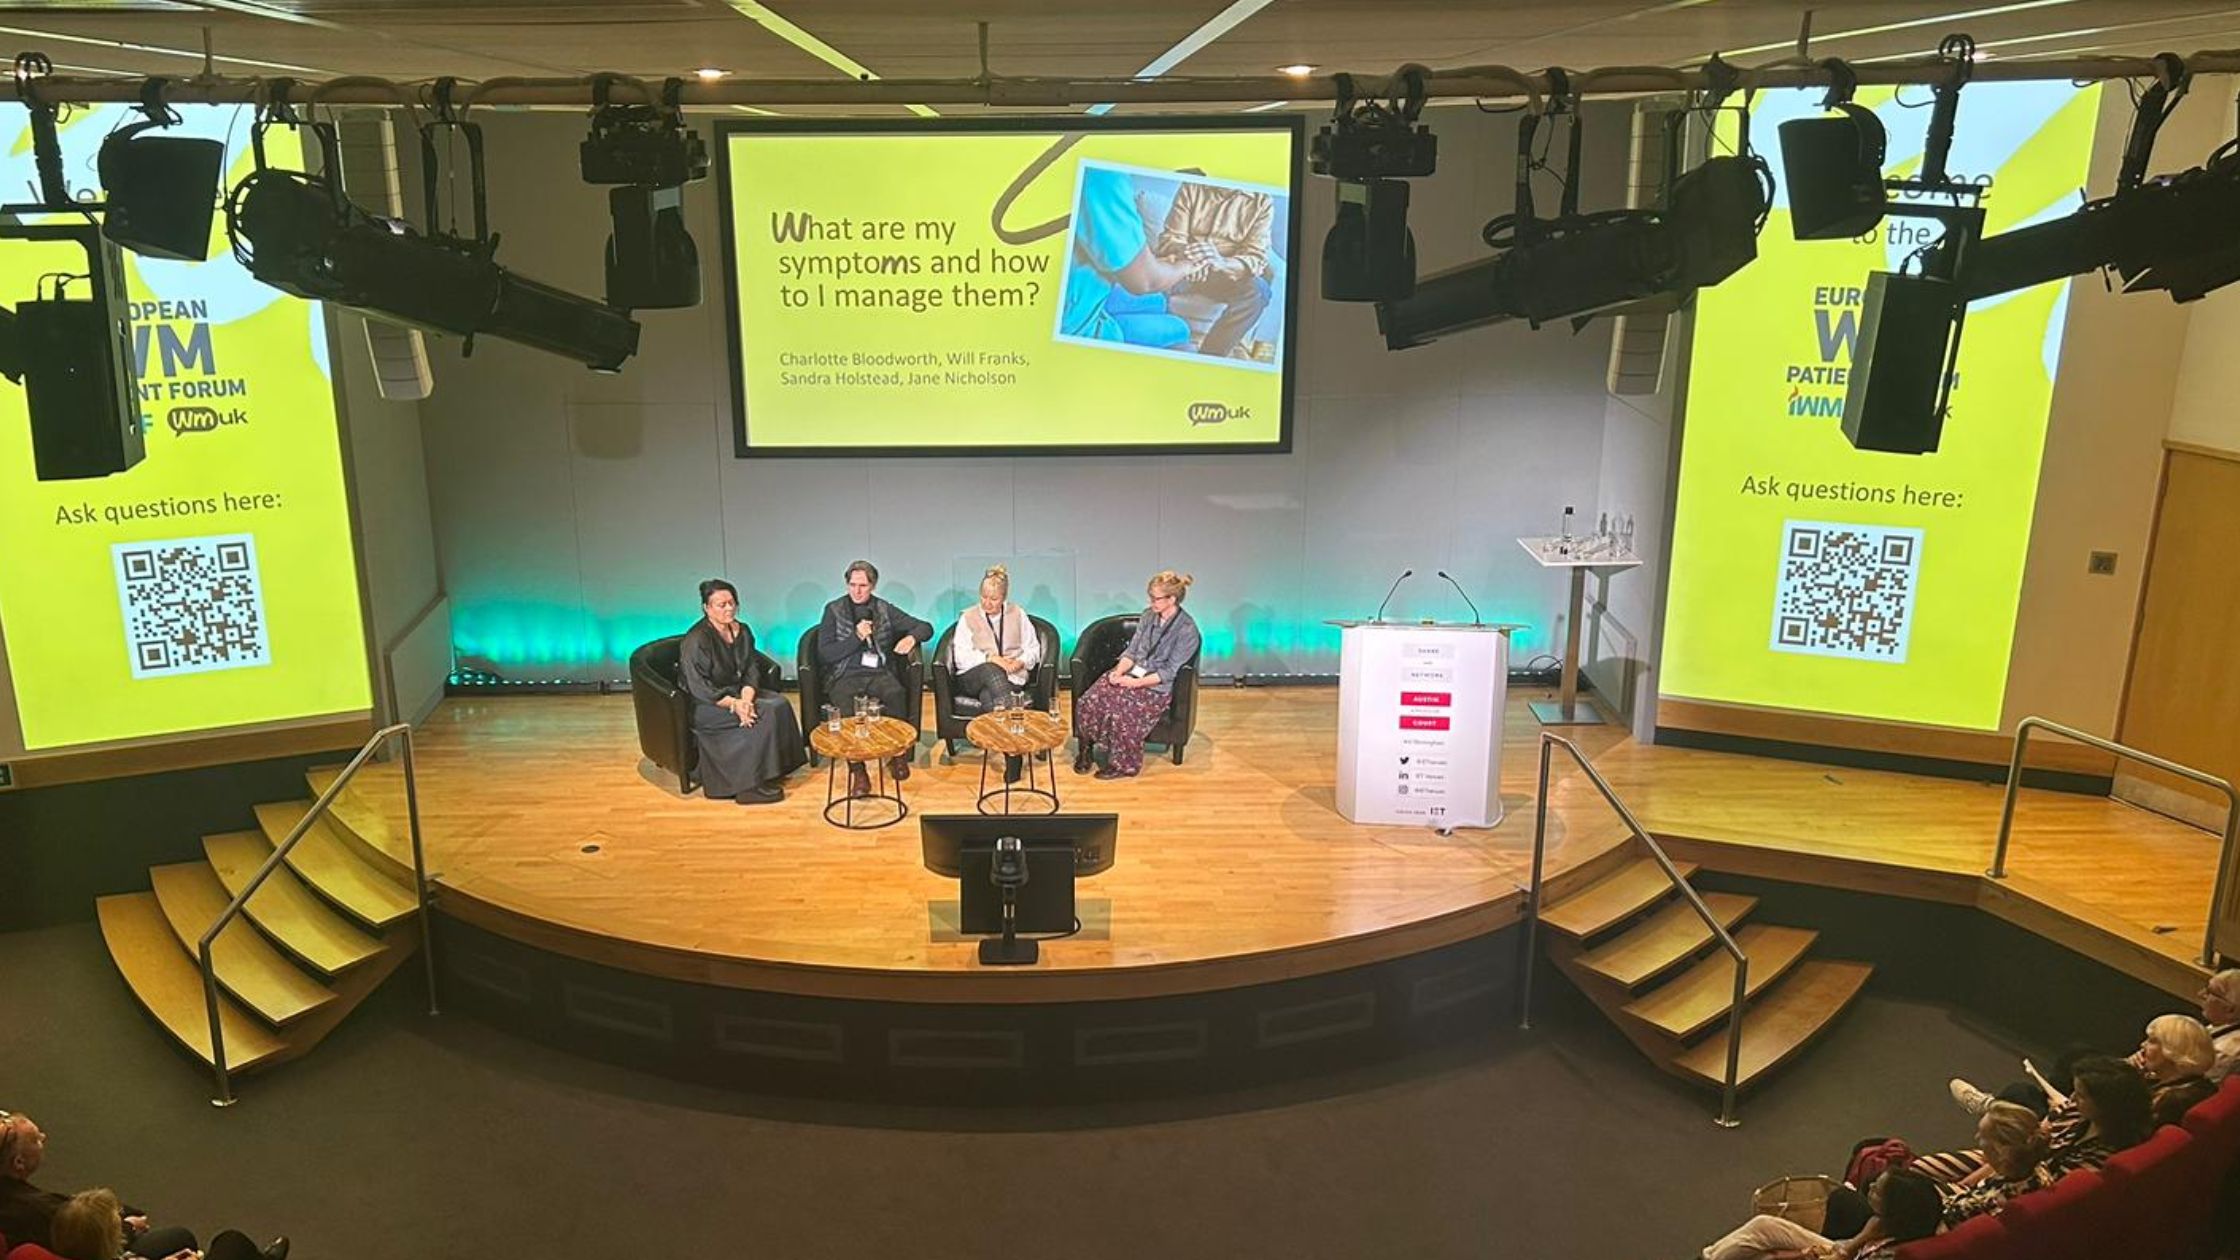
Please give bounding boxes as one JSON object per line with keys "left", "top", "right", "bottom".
{"left": 1435, "top": 570, "right": 1482, "bottom": 625}
{"left": 1374, "top": 568, "right": 1414, "bottom": 623}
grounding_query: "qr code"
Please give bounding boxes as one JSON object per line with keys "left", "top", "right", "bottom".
{"left": 1770, "top": 520, "right": 1922, "bottom": 663}
{"left": 112, "top": 534, "right": 271, "bottom": 679}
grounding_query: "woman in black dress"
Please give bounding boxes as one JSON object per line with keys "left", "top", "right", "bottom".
{"left": 680, "top": 578, "right": 805, "bottom": 804}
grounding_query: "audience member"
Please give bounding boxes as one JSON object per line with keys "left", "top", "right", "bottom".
{"left": 2201, "top": 969, "right": 2240, "bottom": 1082}
{"left": 1918, "top": 1055, "right": 2151, "bottom": 1183}
{"left": 0, "top": 1113, "right": 285, "bottom": 1260}
{"left": 1696, "top": 1166, "right": 1941, "bottom": 1260}
{"left": 1819, "top": 1103, "right": 2052, "bottom": 1252}
{"left": 2134, "top": 1013, "right": 2217, "bottom": 1127}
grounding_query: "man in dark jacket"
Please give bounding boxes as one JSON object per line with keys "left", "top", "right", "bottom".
{"left": 817, "top": 560, "right": 933, "bottom": 796}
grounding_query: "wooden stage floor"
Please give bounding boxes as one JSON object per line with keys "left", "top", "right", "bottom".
{"left": 335, "top": 688, "right": 2226, "bottom": 1003}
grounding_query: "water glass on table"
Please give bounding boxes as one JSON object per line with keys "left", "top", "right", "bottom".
{"left": 822, "top": 704, "right": 840, "bottom": 733}
{"left": 1006, "top": 691, "right": 1027, "bottom": 733}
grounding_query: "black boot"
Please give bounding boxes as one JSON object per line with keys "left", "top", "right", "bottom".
{"left": 1072, "top": 741, "right": 1094, "bottom": 775}
{"left": 1004, "top": 754, "right": 1023, "bottom": 784}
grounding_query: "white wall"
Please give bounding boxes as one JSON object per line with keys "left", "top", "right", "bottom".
{"left": 2165, "top": 82, "right": 2240, "bottom": 456}
{"left": 415, "top": 106, "right": 1632, "bottom": 681}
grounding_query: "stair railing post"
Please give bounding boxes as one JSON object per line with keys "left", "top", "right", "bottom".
{"left": 1519, "top": 734, "right": 1556, "bottom": 1031}
{"left": 1987, "top": 720, "right": 2034, "bottom": 879}
{"left": 400, "top": 727, "right": 440, "bottom": 1016}
{"left": 1717, "top": 957, "right": 1746, "bottom": 1128}
{"left": 201, "top": 941, "right": 233, "bottom": 1107}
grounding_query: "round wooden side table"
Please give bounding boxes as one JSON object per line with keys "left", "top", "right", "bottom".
{"left": 965, "top": 708, "right": 1066, "bottom": 815}
{"left": 808, "top": 715, "right": 916, "bottom": 829}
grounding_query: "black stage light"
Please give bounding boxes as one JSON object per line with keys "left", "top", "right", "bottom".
{"left": 97, "top": 80, "right": 224, "bottom": 262}
{"left": 582, "top": 77, "right": 707, "bottom": 311}
{"left": 605, "top": 184, "right": 700, "bottom": 312}
{"left": 0, "top": 224, "right": 144, "bottom": 480}
{"left": 1376, "top": 153, "right": 1770, "bottom": 349}
{"left": 1842, "top": 271, "right": 1960, "bottom": 454}
{"left": 1311, "top": 66, "right": 1436, "bottom": 302}
{"left": 228, "top": 113, "right": 641, "bottom": 372}
{"left": 1778, "top": 64, "right": 1887, "bottom": 242}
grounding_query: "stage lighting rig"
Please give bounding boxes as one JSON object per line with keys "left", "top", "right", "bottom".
{"left": 582, "top": 75, "right": 706, "bottom": 311}
{"left": 1375, "top": 86, "right": 1770, "bottom": 350}
{"left": 1311, "top": 65, "right": 1437, "bottom": 303}
{"left": 98, "top": 78, "right": 224, "bottom": 262}
{"left": 227, "top": 93, "right": 641, "bottom": 373}
{"left": 0, "top": 224, "right": 144, "bottom": 480}
{"left": 1777, "top": 60, "right": 1888, "bottom": 242}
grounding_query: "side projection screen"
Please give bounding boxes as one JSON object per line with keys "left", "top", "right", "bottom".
{"left": 716, "top": 115, "right": 1303, "bottom": 457}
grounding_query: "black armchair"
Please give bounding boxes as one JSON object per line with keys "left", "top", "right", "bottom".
{"left": 629, "top": 634, "right": 784, "bottom": 794}
{"left": 796, "top": 625, "right": 925, "bottom": 765}
{"left": 928, "top": 614, "right": 1061, "bottom": 761}
{"left": 1068, "top": 614, "right": 1202, "bottom": 765}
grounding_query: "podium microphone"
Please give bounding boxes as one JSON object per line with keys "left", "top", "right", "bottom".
{"left": 1374, "top": 569, "right": 1414, "bottom": 624}
{"left": 1436, "top": 570, "right": 1482, "bottom": 625}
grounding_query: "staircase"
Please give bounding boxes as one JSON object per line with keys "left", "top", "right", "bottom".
{"left": 1537, "top": 841, "right": 1872, "bottom": 1094}
{"left": 97, "top": 765, "right": 420, "bottom": 1082}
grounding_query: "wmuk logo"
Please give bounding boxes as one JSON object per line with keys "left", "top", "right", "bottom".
{"left": 167, "top": 405, "right": 248, "bottom": 435}
{"left": 1187, "top": 401, "right": 1251, "bottom": 426}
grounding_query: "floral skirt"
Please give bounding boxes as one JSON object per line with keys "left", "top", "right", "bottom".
{"left": 1074, "top": 677, "right": 1172, "bottom": 774}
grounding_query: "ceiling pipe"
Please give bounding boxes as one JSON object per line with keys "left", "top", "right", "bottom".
{"left": 13, "top": 49, "right": 2240, "bottom": 110}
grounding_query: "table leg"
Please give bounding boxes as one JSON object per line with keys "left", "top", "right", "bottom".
{"left": 1531, "top": 565, "right": 1604, "bottom": 726}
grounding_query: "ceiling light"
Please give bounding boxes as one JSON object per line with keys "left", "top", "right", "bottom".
{"left": 1278, "top": 63, "right": 1316, "bottom": 77}
{"left": 0, "top": 23, "right": 336, "bottom": 74}
{"left": 1684, "top": 0, "right": 2078, "bottom": 63}
{"left": 696, "top": 67, "right": 728, "bottom": 80}
{"left": 716, "top": 0, "right": 938, "bottom": 117}
{"left": 1084, "top": 0, "right": 1283, "bottom": 115}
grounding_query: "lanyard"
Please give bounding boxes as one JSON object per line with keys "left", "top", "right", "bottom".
{"left": 984, "top": 607, "right": 1006, "bottom": 655}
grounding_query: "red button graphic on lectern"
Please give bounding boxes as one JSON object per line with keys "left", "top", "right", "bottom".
{"left": 1399, "top": 715, "right": 1451, "bottom": 731}
{"left": 1399, "top": 691, "right": 1451, "bottom": 707}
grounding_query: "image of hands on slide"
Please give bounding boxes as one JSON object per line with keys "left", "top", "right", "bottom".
{"left": 1056, "top": 160, "right": 1287, "bottom": 371}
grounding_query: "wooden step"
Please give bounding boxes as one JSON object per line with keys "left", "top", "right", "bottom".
{"left": 97, "top": 893, "right": 287, "bottom": 1072}
{"left": 147, "top": 863, "right": 337, "bottom": 1027}
{"left": 204, "top": 831, "right": 387, "bottom": 977}
{"left": 254, "top": 800, "right": 418, "bottom": 929}
{"left": 1621, "top": 924, "right": 1817, "bottom": 1041}
{"left": 1572, "top": 892, "right": 1757, "bottom": 990}
{"left": 303, "top": 765, "right": 416, "bottom": 885}
{"left": 1670, "top": 959, "right": 1875, "bottom": 1091}
{"left": 1540, "top": 857, "right": 1702, "bottom": 940}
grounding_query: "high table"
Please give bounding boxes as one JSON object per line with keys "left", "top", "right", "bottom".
{"left": 1517, "top": 535, "right": 1641, "bottom": 726}
{"left": 808, "top": 715, "right": 915, "bottom": 829}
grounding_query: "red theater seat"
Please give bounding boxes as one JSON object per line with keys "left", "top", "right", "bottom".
{"left": 2182, "top": 1078, "right": 2240, "bottom": 1164}
{"left": 1890, "top": 1210, "right": 2013, "bottom": 1260}
{"left": 2099, "top": 1127, "right": 2202, "bottom": 1250}
{"left": 7, "top": 1244, "right": 67, "bottom": 1260}
{"left": 1992, "top": 1168, "right": 2111, "bottom": 1260}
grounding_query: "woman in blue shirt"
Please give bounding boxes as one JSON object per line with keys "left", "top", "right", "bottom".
{"left": 1073, "top": 571, "right": 1200, "bottom": 780}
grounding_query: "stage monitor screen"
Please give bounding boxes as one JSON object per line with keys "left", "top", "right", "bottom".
{"left": 716, "top": 116, "right": 1302, "bottom": 457}
{"left": 0, "top": 106, "right": 371, "bottom": 760}
{"left": 920, "top": 812, "right": 1118, "bottom": 879}
{"left": 1659, "top": 82, "right": 2100, "bottom": 731}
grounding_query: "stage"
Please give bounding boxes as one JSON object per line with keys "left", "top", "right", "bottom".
{"left": 322, "top": 686, "right": 2222, "bottom": 997}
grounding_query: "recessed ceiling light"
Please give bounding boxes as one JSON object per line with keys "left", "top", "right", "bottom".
{"left": 697, "top": 67, "right": 728, "bottom": 80}
{"left": 1278, "top": 63, "right": 1317, "bottom": 77}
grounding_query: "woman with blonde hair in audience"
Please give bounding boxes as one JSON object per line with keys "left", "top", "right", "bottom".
{"left": 1916, "top": 1055, "right": 2150, "bottom": 1185}
{"left": 49, "top": 1187, "right": 270, "bottom": 1260}
{"left": 1696, "top": 1165, "right": 1941, "bottom": 1260}
{"left": 1073, "top": 570, "right": 1200, "bottom": 780}
{"left": 2134, "top": 1013, "right": 2218, "bottom": 1126}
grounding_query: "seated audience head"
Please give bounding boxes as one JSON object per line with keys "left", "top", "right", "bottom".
{"left": 2201, "top": 970, "right": 2240, "bottom": 1027}
{"left": 2140, "top": 1014, "right": 2216, "bottom": 1081}
{"left": 50, "top": 1188, "right": 123, "bottom": 1260}
{"left": 845, "top": 560, "right": 879, "bottom": 600}
{"left": 0, "top": 1109, "right": 45, "bottom": 1180}
{"left": 1146, "top": 569, "right": 1193, "bottom": 612}
{"left": 1978, "top": 1100, "right": 2050, "bottom": 1177}
{"left": 698, "top": 578, "right": 738, "bottom": 623}
{"left": 1874, "top": 1167, "right": 1944, "bottom": 1244}
{"left": 2069, "top": 1054, "right": 2154, "bottom": 1147}
{"left": 979, "top": 565, "right": 1009, "bottom": 612}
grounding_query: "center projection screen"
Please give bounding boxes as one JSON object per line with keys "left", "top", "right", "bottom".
{"left": 716, "top": 115, "right": 1303, "bottom": 457}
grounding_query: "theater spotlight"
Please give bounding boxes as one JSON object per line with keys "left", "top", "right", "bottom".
{"left": 581, "top": 76, "right": 707, "bottom": 311}
{"left": 98, "top": 78, "right": 225, "bottom": 262}
{"left": 227, "top": 106, "right": 641, "bottom": 372}
{"left": 1777, "top": 61, "right": 1887, "bottom": 241}
{"left": 1376, "top": 101, "right": 1770, "bottom": 349}
{"left": 1311, "top": 66, "right": 1436, "bottom": 302}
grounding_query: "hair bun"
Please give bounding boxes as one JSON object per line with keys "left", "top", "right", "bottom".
{"left": 985, "top": 563, "right": 1007, "bottom": 579}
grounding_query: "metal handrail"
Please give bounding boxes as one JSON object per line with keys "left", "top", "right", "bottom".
{"left": 1987, "top": 716, "right": 2240, "bottom": 969}
{"left": 200, "top": 722, "right": 438, "bottom": 1105}
{"left": 1518, "top": 732, "right": 1749, "bottom": 1128}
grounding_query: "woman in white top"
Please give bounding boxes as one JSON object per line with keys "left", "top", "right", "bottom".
{"left": 949, "top": 565, "right": 1044, "bottom": 782}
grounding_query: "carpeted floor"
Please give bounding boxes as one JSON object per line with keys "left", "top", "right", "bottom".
{"left": 0, "top": 921, "right": 2042, "bottom": 1260}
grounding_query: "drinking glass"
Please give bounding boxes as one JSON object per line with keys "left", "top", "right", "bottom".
{"left": 866, "top": 697, "right": 883, "bottom": 726}
{"left": 1006, "top": 691, "right": 1027, "bottom": 733}
{"left": 822, "top": 704, "right": 840, "bottom": 733}
{"left": 853, "top": 693, "right": 869, "bottom": 731}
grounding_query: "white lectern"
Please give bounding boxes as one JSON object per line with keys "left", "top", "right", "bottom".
{"left": 1330, "top": 621, "right": 1513, "bottom": 829}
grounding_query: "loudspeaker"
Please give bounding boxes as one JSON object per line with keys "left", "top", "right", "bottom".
{"left": 1841, "top": 270, "right": 1957, "bottom": 455}
{"left": 1323, "top": 178, "right": 1415, "bottom": 302}
{"left": 1779, "top": 107, "right": 1887, "bottom": 241}
{"left": 20, "top": 294, "right": 144, "bottom": 480}
{"left": 98, "top": 133, "right": 225, "bottom": 261}
{"left": 605, "top": 185, "right": 700, "bottom": 311}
